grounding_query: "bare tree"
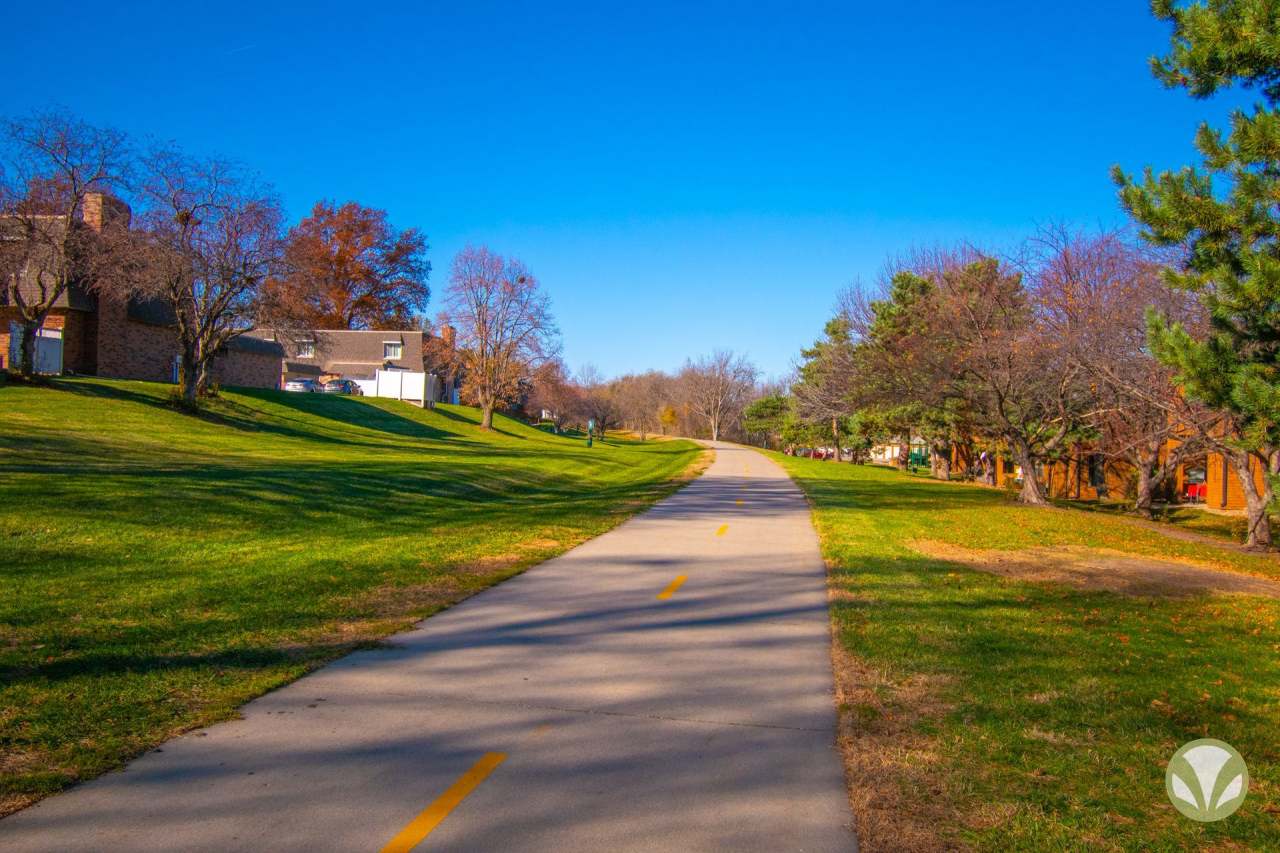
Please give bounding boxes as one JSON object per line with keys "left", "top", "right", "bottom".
{"left": 575, "top": 364, "right": 621, "bottom": 438}
{"left": 0, "top": 110, "right": 131, "bottom": 377}
{"left": 133, "top": 147, "right": 285, "bottom": 405}
{"left": 613, "top": 370, "right": 668, "bottom": 440}
{"left": 940, "top": 257, "right": 1098, "bottom": 505}
{"left": 1033, "top": 226, "right": 1219, "bottom": 516}
{"left": 442, "top": 246, "right": 559, "bottom": 429}
{"left": 679, "top": 350, "right": 758, "bottom": 441}
{"left": 525, "top": 358, "right": 580, "bottom": 431}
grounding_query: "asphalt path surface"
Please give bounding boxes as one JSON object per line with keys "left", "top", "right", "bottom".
{"left": 0, "top": 442, "right": 854, "bottom": 851}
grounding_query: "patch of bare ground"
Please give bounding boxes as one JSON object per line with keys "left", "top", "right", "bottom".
{"left": 450, "top": 540, "right": 563, "bottom": 576}
{"left": 829, "top": 636, "right": 970, "bottom": 852}
{"left": 0, "top": 751, "right": 54, "bottom": 817}
{"left": 909, "top": 540, "right": 1280, "bottom": 599}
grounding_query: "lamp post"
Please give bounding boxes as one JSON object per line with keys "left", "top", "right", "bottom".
{"left": 587, "top": 418, "right": 595, "bottom": 448}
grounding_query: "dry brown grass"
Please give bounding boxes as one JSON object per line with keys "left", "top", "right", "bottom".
{"left": 829, "top": 635, "right": 969, "bottom": 852}
{"left": 909, "top": 540, "right": 1280, "bottom": 599}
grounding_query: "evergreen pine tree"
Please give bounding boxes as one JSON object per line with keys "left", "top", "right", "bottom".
{"left": 1114, "top": 0, "right": 1280, "bottom": 548}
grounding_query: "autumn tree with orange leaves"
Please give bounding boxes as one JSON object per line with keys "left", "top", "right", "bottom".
{"left": 268, "top": 200, "right": 429, "bottom": 329}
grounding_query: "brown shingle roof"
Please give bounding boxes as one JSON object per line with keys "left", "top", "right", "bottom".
{"left": 243, "top": 328, "right": 424, "bottom": 375}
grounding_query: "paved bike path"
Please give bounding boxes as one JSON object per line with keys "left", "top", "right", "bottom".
{"left": 0, "top": 442, "right": 854, "bottom": 851}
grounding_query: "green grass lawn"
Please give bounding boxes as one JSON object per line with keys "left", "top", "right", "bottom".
{"left": 0, "top": 377, "right": 702, "bottom": 816}
{"left": 771, "top": 456, "right": 1280, "bottom": 852}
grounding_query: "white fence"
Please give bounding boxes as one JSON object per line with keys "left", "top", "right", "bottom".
{"left": 7, "top": 322, "right": 63, "bottom": 374}
{"left": 357, "top": 369, "right": 434, "bottom": 407}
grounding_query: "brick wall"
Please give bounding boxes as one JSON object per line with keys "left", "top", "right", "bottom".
{"left": 0, "top": 307, "right": 14, "bottom": 370}
{"left": 60, "top": 310, "right": 96, "bottom": 374}
{"left": 211, "top": 349, "right": 281, "bottom": 390}
{"left": 95, "top": 294, "right": 177, "bottom": 383}
{"left": 1043, "top": 455, "right": 1134, "bottom": 501}
{"left": 1205, "top": 452, "right": 1267, "bottom": 510}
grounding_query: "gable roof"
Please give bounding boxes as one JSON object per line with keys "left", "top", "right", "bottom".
{"left": 243, "top": 328, "right": 424, "bottom": 376}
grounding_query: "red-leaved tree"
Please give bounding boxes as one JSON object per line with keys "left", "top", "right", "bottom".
{"left": 269, "top": 200, "right": 429, "bottom": 329}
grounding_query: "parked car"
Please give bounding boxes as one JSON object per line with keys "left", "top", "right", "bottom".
{"left": 322, "top": 379, "right": 362, "bottom": 395}
{"left": 284, "top": 378, "right": 321, "bottom": 393}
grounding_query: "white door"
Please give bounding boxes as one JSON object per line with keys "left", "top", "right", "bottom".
{"left": 35, "top": 327, "right": 63, "bottom": 374}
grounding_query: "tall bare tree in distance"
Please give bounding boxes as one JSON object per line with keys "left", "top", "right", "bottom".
{"left": 614, "top": 370, "right": 668, "bottom": 440}
{"left": 525, "top": 358, "right": 580, "bottom": 431}
{"left": 575, "top": 364, "right": 621, "bottom": 439}
{"left": 0, "top": 110, "right": 132, "bottom": 378}
{"left": 680, "top": 349, "right": 758, "bottom": 441}
{"left": 442, "top": 245, "right": 559, "bottom": 429}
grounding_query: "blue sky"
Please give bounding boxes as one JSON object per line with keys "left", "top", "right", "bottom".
{"left": 6, "top": 1, "right": 1245, "bottom": 379}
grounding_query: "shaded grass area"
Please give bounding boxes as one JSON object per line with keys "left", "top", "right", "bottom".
{"left": 771, "top": 456, "right": 1280, "bottom": 852}
{"left": 1057, "top": 496, "right": 1279, "bottom": 549}
{"left": 0, "top": 378, "right": 703, "bottom": 815}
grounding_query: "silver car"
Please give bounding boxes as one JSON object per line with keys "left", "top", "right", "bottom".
{"left": 322, "top": 379, "right": 362, "bottom": 395}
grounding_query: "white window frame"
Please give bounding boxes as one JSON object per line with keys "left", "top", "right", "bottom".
{"left": 383, "top": 341, "right": 403, "bottom": 360}
{"left": 298, "top": 340, "right": 316, "bottom": 358}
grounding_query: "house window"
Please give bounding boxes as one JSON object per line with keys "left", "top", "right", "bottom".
{"left": 383, "top": 342, "right": 403, "bottom": 360}
{"left": 298, "top": 341, "right": 315, "bottom": 358}
{"left": 1088, "top": 455, "right": 1106, "bottom": 488}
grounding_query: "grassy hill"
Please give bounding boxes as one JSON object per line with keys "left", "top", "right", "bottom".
{"left": 0, "top": 377, "right": 704, "bottom": 815}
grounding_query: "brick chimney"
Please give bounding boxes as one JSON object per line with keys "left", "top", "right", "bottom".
{"left": 81, "top": 192, "right": 131, "bottom": 232}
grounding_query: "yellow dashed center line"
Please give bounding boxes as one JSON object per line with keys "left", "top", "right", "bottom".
{"left": 715, "top": 524, "right": 729, "bottom": 536}
{"left": 735, "top": 499, "right": 744, "bottom": 506}
{"left": 656, "top": 575, "right": 688, "bottom": 600}
{"left": 381, "top": 752, "right": 506, "bottom": 853}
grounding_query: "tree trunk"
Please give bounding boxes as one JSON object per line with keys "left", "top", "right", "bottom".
{"left": 896, "top": 439, "right": 910, "bottom": 470}
{"left": 1132, "top": 439, "right": 1180, "bottom": 519}
{"left": 1233, "top": 450, "right": 1273, "bottom": 550}
{"left": 1133, "top": 463, "right": 1155, "bottom": 519}
{"left": 17, "top": 320, "right": 39, "bottom": 378}
{"left": 179, "top": 346, "right": 201, "bottom": 406}
{"left": 480, "top": 404, "right": 494, "bottom": 430}
{"left": 1011, "top": 441, "right": 1050, "bottom": 506}
{"left": 933, "top": 444, "right": 951, "bottom": 481}
{"left": 831, "top": 417, "right": 841, "bottom": 462}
